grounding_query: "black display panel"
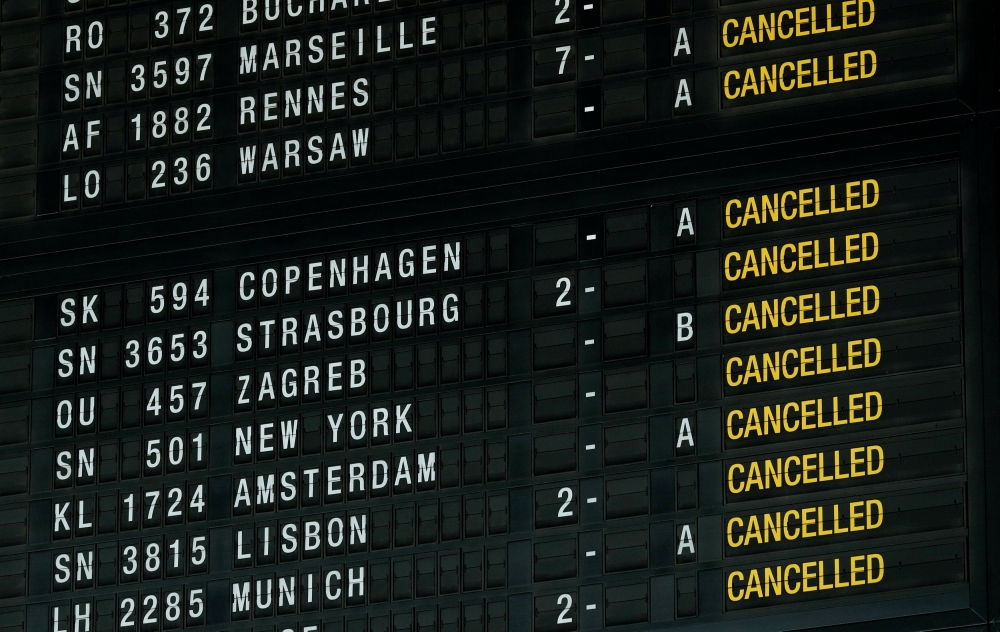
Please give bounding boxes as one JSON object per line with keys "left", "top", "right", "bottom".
{"left": 0, "top": 0, "right": 998, "bottom": 631}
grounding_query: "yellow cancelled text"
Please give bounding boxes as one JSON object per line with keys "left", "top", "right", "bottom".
{"left": 727, "top": 499, "right": 883, "bottom": 548}
{"left": 725, "top": 179, "right": 879, "bottom": 229}
{"left": 724, "top": 50, "right": 876, "bottom": 101}
{"left": 725, "top": 233, "right": 878, "bottom": 282}
{"left": 722, "top": 1, "right": 875, "bottom": 48}
{"left": 725, "top": 286, "right": 879, "bottom": 334}
{"left": 727, "top": 554, "right": 884, "bottom": 601}
{"left": 725, "top": 338, "right": 881, "bottom": 387}
{"left": 728, "top": 445, "right": 884, "bottom": 494}
{"left": 727, "top": 392, "right": 882, "bottom": 440}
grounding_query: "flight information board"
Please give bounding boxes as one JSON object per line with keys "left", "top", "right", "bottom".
{"left": 0, "top": 0, "right": 996, "bottom": 631}
{"left": 0, "top": 0, "right": 964, "bottom": 216}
